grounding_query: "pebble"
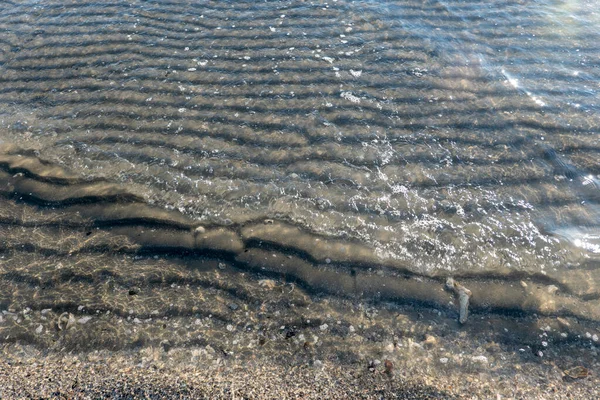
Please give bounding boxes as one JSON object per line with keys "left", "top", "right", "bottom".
{"left": 547, "top": 285, "right": 559, "bottom": 294}
{"left": 78, "top": 316, "right": 92, "bottom": 324}
{"left": 423, "top": 334, "right": 437, "bottom": 348}
{"left": 226, "top": 324, "right": 235, "bottom": 332}
{"left": 258, "top": 279, "right": 276, "bottom": 289}
{"left": 471, "top": 355, "right": 488, "bottom": 364}
{"left": 228, "top": 303, "right": 239, "bottom": 311}
{"left": 439, "top": 357, "right": 449, "bottom": 364}
{"left": 348, "top": 325, "right": 355, "bottom": 333}
{"left": 35, "top": 325, "right": 43, "bottom": 334}
{"left": 384, "top": 360, "right": 393, "bottom": 375}
{"left": 319, "top": 324, "right": 329, "bottom": 331}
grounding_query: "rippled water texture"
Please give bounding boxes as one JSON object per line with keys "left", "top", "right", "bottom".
{"left": 0, "top": 0, "right": 599, "bottom": 356}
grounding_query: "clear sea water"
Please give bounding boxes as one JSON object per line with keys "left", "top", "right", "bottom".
{"left": 0, "top": 0, "right": 599, "bottom": 380}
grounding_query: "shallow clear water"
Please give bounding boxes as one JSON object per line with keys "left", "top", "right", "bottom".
{"left": 0, "top": 0, "right": 599, "bottom": 383}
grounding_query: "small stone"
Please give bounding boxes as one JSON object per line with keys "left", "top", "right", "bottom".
{"left": 226, "top": 324, "right": 235, "bottom": 332}
{"left": 547, "top": 285, "right": 559, "bottom": 294}
{"left": 593, "top": 334, "right": 599, "bottom": 342}
{"left": 439, "top": 357, "right": 449, "bottom": 364}
{"left": 520, "top": 281, "right": 528, "bottom": 288}
{"left": 485, "top": 342, "right": 502, "bottom": 354}
{"left": 471, "top": 355, "right": 488, "bottom": 364}
{"left": 258, "top": 279, "right": 277, "bottom": 289}
{"left": 348, "top": 325, "right": 355, "bottom": 333}
{"left": 194, "top": 226, "right": 206, "bottom": 234}
{"left": 11, "top": 120, "right": 28, "bottom": 132}
{"left": 77, "top": 316, "right": 92, "bottom": 324}
{"left": 228, "top": 303, "right": 239, "bottom": 311}
{"left": 564, "top": 366, "right": 589, "bottom": 379}
{"left": 35, "top": 325, "right": 43, "bottom": 334}
{"left": 423, "top": 334, "right": 437, "bottom": 348}
{"left": 384, "top": 359, "right": 393, "bottom": 375}
{"left": 319, "top": 324, "right": 329, "bottom": 331}
{"left": 367, "top": 361, "right": 377, "bottom": 371}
